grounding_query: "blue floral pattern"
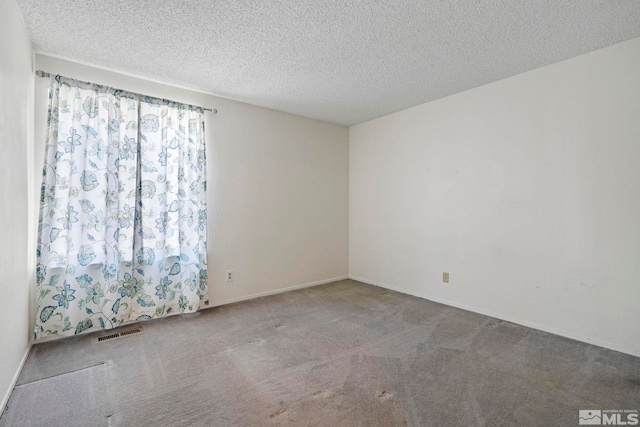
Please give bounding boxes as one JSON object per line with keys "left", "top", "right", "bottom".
{"left": 35, "top": 76, "right": 208, "bottom": 339}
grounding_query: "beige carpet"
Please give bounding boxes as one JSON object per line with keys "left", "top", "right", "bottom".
{"left": 1, "top": 279, "right": 638, "bottom": 426}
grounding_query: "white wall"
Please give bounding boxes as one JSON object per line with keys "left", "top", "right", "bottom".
{"left": 34, "top": 55, "right": 349, "bottom": 310}
{"left": 350, "top": 37, "right": 640, "bottom": 356}
{"left": 0, "top": 0, "right": 34, "bottom": 412}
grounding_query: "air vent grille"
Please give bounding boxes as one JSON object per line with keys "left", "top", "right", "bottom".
{"left": 95, "top": 327, "right": 143, "bottom": 343}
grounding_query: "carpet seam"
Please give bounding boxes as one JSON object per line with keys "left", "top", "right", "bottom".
{"left": 15, "top": 362, "right": 106, "bottom": 387}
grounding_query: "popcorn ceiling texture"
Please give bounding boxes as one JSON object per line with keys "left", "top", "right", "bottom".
{"left": 15, "top": 0, "right": 640, "bottom": 126}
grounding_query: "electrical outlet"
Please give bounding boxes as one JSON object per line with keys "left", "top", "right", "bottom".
{"left": 442, "top": 272, "right": 449, "bottom": 283}
{"left": 226, "top": 270, "right": 234, "bottom": 282}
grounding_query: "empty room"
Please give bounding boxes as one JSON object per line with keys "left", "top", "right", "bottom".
{"left": 1, "top": 0, "right": 639, "bottom": 425}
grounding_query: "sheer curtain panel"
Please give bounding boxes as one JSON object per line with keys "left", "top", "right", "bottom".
{"left": 35, "top": 76, "right": 208, "bottom": 338}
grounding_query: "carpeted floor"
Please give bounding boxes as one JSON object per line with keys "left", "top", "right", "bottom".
{"left": 1, "top": 279, "right": 638, "bottom": 426}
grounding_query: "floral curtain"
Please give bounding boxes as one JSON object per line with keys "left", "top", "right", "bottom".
{"left": 35, "top": 76, "right": 208, "bottom": 338}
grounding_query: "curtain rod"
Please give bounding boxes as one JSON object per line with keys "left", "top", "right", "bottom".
{"left": 35, "top": 70, "right": 217, "bottom": 114}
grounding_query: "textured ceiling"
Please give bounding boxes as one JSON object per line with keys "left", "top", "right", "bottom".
{"left": 15, "top": 0, "right": 640, "bottom": 126}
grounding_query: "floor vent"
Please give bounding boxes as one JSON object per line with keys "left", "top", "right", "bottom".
{"left": 95, "top": 327, "right": 143, "bottom": 343}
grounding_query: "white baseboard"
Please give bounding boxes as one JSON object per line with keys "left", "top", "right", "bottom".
{"left": 1, "top": 341, "right": 32, "bottom": 418}
{"left": 205, "top": 275, "right": 349, "bottom": 308}
{"left": 349, "top": 275, "right": 640, "bottom": 358}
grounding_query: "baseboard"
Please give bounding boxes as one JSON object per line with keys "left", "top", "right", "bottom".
{"left": 1, "top": 341, "right": 32, "bottom": 418}
{"left": 206, "top": 275, "right": 349, "bottom": 308}
{"left": 349, "top": 275, "right": 640, "bottom": 358}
